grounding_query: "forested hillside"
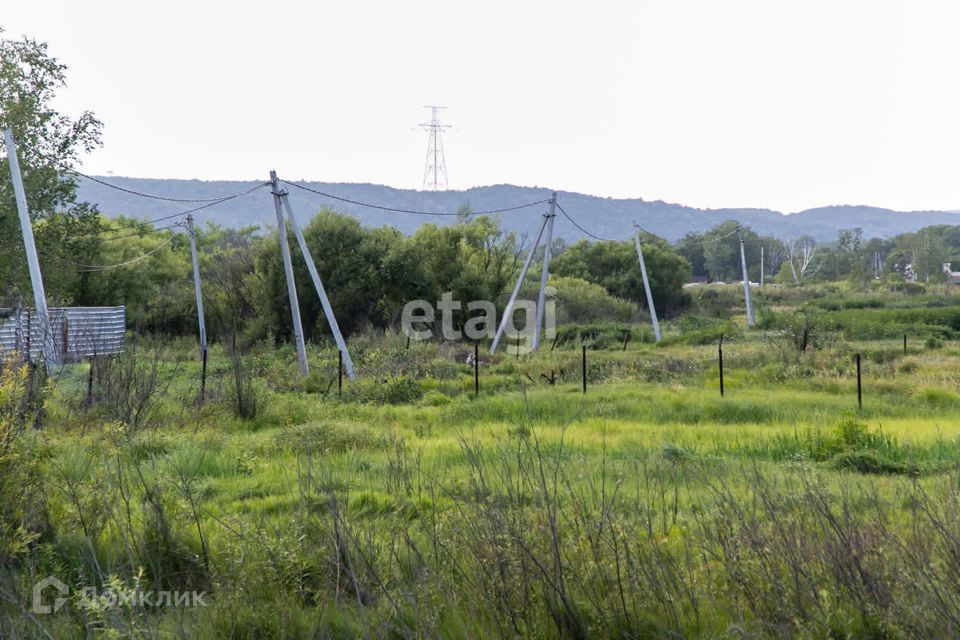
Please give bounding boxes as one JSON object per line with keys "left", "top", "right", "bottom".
{"left": 75, "top": 176, "right": 960, "bottom": 242}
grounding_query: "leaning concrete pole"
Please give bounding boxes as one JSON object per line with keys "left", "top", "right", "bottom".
{"left": 270, "top": 170, "right": 309, "bottom": 375}
{"left": 4, "top": 127, "right": 56, "bottom": 368}
{"left": 278, "top": 183, "right": 357, "bottom": 381}
{"left": 737, "top": 227, "right": 756, "bottom": 327}
{"left": 185, "top": 214, "right": 209, "bottom": 401}
{"left": 186, "top": 214, "right": 208, "bottom": 360}
{"left": 634, "top": 228, "right": 662, "bottom": 342}
{"left": 490, "top": 214, "right": 549, "bottom": 354}
{"left": 531, "top": 192, "right": 557, "bottom": 352}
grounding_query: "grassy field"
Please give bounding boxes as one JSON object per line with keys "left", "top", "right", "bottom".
{"left": 6, "top": 284, "right": 960, "bottom": 638}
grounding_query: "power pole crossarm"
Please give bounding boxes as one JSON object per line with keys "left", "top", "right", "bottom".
{"left": 4, "top": 127, "right": 57, "bottom": 369}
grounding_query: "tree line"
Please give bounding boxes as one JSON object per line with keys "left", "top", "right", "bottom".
{"left": 676, "top": 222, "right": 960, "bottom": 286}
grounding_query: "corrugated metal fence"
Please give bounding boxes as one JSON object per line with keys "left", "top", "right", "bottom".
{"left": 0, "top": 307, "right": 125, "bottom": 362}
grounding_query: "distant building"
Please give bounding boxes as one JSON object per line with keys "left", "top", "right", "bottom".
{"left": 942, "top": 263, "right": 960, "bottom": 285}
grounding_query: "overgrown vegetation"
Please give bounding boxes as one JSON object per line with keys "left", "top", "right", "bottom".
{"left": 3, "top": 282, "right": 960, "bottom": 636}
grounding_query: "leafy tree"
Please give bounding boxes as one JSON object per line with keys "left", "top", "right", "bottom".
{"left": 782, "top": 235, "right": 821, "bottom": 284}
{"left": 551, "top": 235, "right": 690, "bottom": 316}
{"left": 836, "top": 227, "right": 865, "bottom": 283}
{"left": 698, "top": 221, "right": 763, "bottom": 283}
{"left": 676, "top": 232, "right": 707, "bottom": 278}
{"left": 197, "top": 225, "right": 260, "bottom": 346}
{"left": 551, "top": 276, "right": 634, "bottom": 324}
{"left": 0, "top": 31, "right": 103, "bottom": 305}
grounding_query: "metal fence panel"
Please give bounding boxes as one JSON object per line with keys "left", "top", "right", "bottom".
{"left": 0, "top": 307, "right": 126, "bottom": 362}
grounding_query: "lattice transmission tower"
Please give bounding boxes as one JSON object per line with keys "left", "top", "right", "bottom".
{"left": 419, "top": 105, "right": 451, "bottom": 190}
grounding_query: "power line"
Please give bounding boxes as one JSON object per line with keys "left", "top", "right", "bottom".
{"left": 121, "top": 182, "right": 270, "bottom": 225}
{"left": 93, "top": 224, "right": 181, "bottom": 242}
{"left": 699, "top": 228, "right": 740, "bottom": 244}
{"left": 69, "top": 170, "right": 269, "bottom": 204}
{"left": 634, "top": 224, "right": 661, "bottom": 240}
{"left": 64, "top": 181, "right": 269, "bottom": 242}
{"left": 555, "top": 203, "right": 621, "bottom": 242}
{"left": 64, "top": 236, "right": 177, "bottom": 272}
{"left": 282, "top": 180, "right": 550, "bottom": 216}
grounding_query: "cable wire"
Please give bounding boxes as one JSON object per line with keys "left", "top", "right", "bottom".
{"left": 699, "top": 228, "right": 740, "bottom": 244}
{"left": 282, "top": 180, "right": 550, "bottom": 217}
{"left": 84, "top": 224, "right": 181, "bottom": 243}
{"left": 555, "top": 203, "right": 621, "bottom": 242}
{"left": 69, "top": 169, "right": 269, "bottom": 204}
{"left": 64, "top": 181, "right": 269, "bottom": 242}
{"left": 65, "top": 236, "right": 176, "bottom": 272}
{"left": 128, "top": 182, "right": 270, "bottom": 225}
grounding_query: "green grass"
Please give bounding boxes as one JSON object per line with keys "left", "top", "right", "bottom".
{"left": 10, "top": 288, "right": 960, "bottom": 637}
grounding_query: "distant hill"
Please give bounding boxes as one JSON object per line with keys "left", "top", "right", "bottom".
{"left": 74, "top": 177, "right": 960, "bottom": 243}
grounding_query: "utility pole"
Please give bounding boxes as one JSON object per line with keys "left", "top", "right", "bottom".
{"left": 532, "top": 193, "right": 557, "bottom": 352}
{"left": 760, "top": 246, "right": 764, "bottom": 288}
{"left": 491, "top": 214, "right": 549, "bottom": 353}
{"left": 270, "top": 170, "right": 309, "bottom": 375}
{"left": 278, "top": 182, "right": 358, "bottom": 380}
{"left": 3, "top": 127, "right": 56, "bottom": 369}
{"left": 633, "top": 227, "right": 661, "bottom": 342}
{"left": 419, "top": 106, "right": 451, "bottom": 190}
{"left": 185, "top": 214, "right": 208, "bottom": 400}
{"left": 737, "top": 227, "right": 755, "bottom": 327}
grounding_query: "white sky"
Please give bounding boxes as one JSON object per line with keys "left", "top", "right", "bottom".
{"left": 5, "top": 0, "right": 960, "bottom": 212}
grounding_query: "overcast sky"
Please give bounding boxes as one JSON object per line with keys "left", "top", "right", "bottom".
{"left": 5, "top": 0, "right": 960, "bottom": 212}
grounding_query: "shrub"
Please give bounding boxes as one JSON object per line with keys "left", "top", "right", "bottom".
{"left": 227, "top": 350, "right": 268, "bottom": 419}
{"left": 832, "top": 451, "right": 912, "bottom": 475}
{"left": 552, "top": 276, "right": 635, "bottom": 324}
{"left": 280, "top": 422, "right": 388, "bottom": 454}
{"left": 383, "top": 376, "right": 423, "bottom": 404}
{"left": 553, "top": 323, "right": 633, "bottom": 349}
{"left": 661, "top": 315, "right": 739, "bottom": 346}
{"left": 897, "top": 358, "right": 919, "bottom": 374}
{"left": 834, "top": 417, "right": 869, "bottom": 448}
{"left": 0, "top": 359, "right": 45, "bottom": 561}
{"left": 90, "top": 342, "right": 174, "bottom": 430}
{"left": 920, "top": 388, "right": 959, "bottom": 408}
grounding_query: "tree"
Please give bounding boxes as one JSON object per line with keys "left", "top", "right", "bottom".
{"left": 836, "top": 227, "right": 865, "bottom": 283}
{"left": 550, "top": 276, "right": 634, "bottom": 324}
{"left": 784, "top": 236, "right": 820, "bottom": 284}
{"left": 0, "top": 31, "right": 103, "bottom": 304}
{"left": 676, "top": 232, "right": 707, "bottom": 278}
{"left": 551, "top": 236, "right": 690, "bottom": 316}
{"left": 699, "top": 221, "right": 762, "bottom": 283}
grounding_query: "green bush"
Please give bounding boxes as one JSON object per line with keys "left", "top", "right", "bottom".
{"left": 832, "top": 451, "right": 912, "bottom": 475}
{"left": 553, "top": 323, "right": 633, "bottom": 349}
{"left": 552, "top": 276, "right": 635, "bottom": 324}
{"left": 383, "top": 377, "right": 423, "bottom": 404}
{"left": 660, "top": 315, "right": 740, "bottom": 346}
